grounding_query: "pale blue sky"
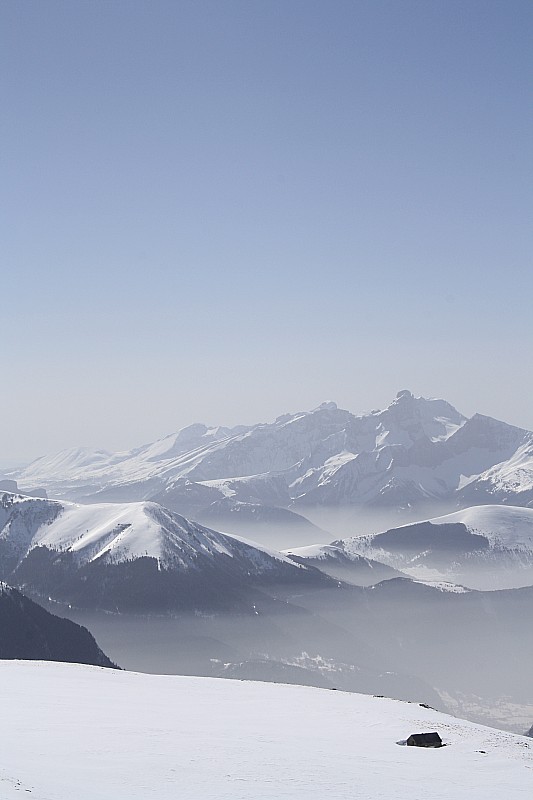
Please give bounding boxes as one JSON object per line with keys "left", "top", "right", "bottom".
{"left": 2, "top": 0, "right": 532, "bottom": 463}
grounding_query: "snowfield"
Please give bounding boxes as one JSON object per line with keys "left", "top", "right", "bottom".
{"left": 0, "top": 661, "right": 531, "bottom": 799}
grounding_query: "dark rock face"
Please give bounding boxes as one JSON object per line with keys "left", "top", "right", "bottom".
{"left": 0, "top": 584, "right": 117, "bottom": 668}
{"left": 406, "top": 732, "right": 442, "bottom": 748}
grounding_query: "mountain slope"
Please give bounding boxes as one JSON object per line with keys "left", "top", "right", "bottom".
{"left": 0, "top": 492, "right": 330, "bottom": 612}
{"left": 283, "top": 574, "right": 533, "bottom": 731}
{"left": 0, "top": 583, "right": 115, "bottom": 667}
{"left": 459, "top": 437, "right": 533, "bottom": 507}
{"left": 283, "top": 543, "right": 405, "bottom": 585}
{"left": 1, "top": 660, "right": 531, "bottom": 799}
{"left": 342, "top": 505, "right": 533, "bottom": 589}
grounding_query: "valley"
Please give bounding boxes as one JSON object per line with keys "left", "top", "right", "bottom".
{"left": 2, "top": 393, "right": 533, "bottom": 738}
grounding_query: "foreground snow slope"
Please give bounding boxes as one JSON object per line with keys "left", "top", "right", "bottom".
{"left": 1, "top": 662, "right": 531, "bottom": 799}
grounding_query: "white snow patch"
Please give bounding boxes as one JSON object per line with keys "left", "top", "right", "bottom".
{"left": 411, "top": 580, "right": 472, "bottom": 594}
{"left": 283, "top": 543, "right": 336, "bottom": 559}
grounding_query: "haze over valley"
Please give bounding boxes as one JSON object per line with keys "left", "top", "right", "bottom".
{"left": 2, "top": 391, "right": 533, "bottom": 735}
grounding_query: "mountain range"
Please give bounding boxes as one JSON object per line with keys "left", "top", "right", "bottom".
{"left": 4, "top": 392, "right": 533, "bottom": 735}
{"left": 288, "top": 504, "right": 533, "bottom": 590}
{"left": 10, "top": 392, "right": 533, "bottom": 541}
{"left": 0, "top": 491, "right": 330, "bottom": 613}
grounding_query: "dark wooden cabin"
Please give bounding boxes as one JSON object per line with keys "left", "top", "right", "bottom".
{"left": 406, "top": 732, "right": 442, "bottom": 748}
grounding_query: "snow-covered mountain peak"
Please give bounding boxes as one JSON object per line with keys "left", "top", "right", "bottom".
{"left": 378, "top": 391, "right": 466, "bottom": 443}
{"left": 140, "top": 422, "right": 236, "bottom": 462}
{"left": 314, "top": 401, "right": 338, "bottom": 412}
{"left": 430, "top": 504, "right": 533, "bottom": 550}
{"left": 274, "top": 401, "right": 345, "bottom": 430}
{"left": 0, "top": 491, "right": 326, "bottom": 615}
{"left": 466, "top": 437, "right": 533, "bottom": 501}
{"left": 454, "top": 413, "right": 528, "bottom": 447}
{"left": 0, "top": 491, "right": 302, "bottom": 570}
{"left": 395, "top": 388, "right": 415, "bottom": 400}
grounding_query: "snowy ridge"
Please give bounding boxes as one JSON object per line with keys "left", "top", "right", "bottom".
{"left": 460, "top": 437, "right": 533, "bottom": 503}
{"left": 340, "top": 504, "right": 533, "bottom": 590}
{"left": 430, "top": 505, "right": 533, "bottom": 550}
{"left": 14, "top": 424, "right": 250, "bottom": 491}
{"left": 0, "top": 491, "right": 333, "bottom": 612}
{"left": 284, "top": 543, "right": 343, "bottom": 560}
{"left": 282, "top": 541, "right": 405, "bottom": 586}
{"left": 0, "top": 660, "right": 531, "bottom": 799}
{"left": 0, "top": 492, "right": 304, "bottom": 572}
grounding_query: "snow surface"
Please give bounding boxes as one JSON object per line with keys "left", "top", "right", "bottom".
{"left": 0, "top": 661, "right": 531, "bottom": 799}
{"left": 410, "top": 580, "right": 472, "bottom": 593}
{"left": 283, "top": 542, "right": 336, "bottom": 559}
{"left": 480, "top": 440, "right": 533, "bottom": 494}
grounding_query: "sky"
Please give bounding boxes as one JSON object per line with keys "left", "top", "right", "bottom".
{"left": 2, "top": 0, "right": 532, "bottom": 464}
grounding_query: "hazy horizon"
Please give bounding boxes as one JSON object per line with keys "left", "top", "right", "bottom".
{"left": 3, "top": 0, "right": 532, "bottom": 464}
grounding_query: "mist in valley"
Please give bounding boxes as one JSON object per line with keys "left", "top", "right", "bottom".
{"left": 4, "top": 484, "right": 532, "bottom": 736}
{"left": 197, "top": 501, "right": 462, "bottom": 551}
{"left": 42, "top": 564, "right": 533, "bottom": 736}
